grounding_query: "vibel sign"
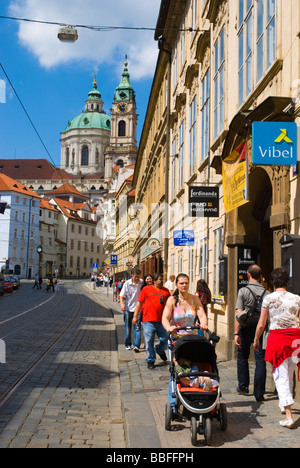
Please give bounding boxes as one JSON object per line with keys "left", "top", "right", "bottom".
{"left": 252, "top": 121, "right": 297, "bottom": 165}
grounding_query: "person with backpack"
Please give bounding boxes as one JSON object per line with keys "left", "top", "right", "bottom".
{"left": 235, "top": 264, "right": 269, "bottom": 401}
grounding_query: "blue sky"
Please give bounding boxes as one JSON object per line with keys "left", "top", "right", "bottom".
{"left": 0, "top": 0, "right": 161, "bottom": 167}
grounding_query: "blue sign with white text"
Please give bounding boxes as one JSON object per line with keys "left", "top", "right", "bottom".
{"left": 173, "top": 230, "right": 195, "bottom": 247}
{"left": 252, "top": 121, "right": 297, "bottom": 166}
{"left": 110, "top": 254, "right": 118, "bottom": 265}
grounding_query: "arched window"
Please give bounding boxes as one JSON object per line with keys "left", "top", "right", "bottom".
{"left": 65, "top": 147, "right": 70, "bottom": 167}
{"left": 118, "top": 120, "right": 126, "bottom": 137}
{"left": 81, "top": 146, "right": 89, "bottom": 166}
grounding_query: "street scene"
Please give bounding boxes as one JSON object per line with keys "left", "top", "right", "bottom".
{"left": 0, "top": 280, "right": 299, "bottom": 450}
{"left": 0, "top": 0, "right": 300, "bottom": 453}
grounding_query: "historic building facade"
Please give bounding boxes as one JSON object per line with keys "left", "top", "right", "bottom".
{"left": 132, "top": 0, "right": 300, "bottom": 364}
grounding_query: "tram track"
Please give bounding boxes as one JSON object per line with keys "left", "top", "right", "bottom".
{"left": 0, "top": 281, "right": 84, "bottom": 411}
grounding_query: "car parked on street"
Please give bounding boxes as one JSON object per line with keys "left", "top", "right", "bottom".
{"left": 4, "top": 276, "right": 13, "bottom": 293}
{"left": 0, "top": 273, "right": 5, "bottom": 296}
{"left": 10, "top": 275, "right": 20, "bottom": 290}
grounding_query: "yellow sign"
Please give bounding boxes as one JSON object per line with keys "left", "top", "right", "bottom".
{"left": 222, "top": 141, "right": 249, "bottom": 213}
{"left": 105, "top": 258, "right": 110, "bottom": 265}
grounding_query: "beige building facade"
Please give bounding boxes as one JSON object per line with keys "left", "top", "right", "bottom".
{"left": 132, "top": 0, "right": 300, "bottom": 362}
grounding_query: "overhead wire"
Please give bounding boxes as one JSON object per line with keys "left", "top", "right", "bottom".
{"left": 0, "top": 14, "right": 197, "bottom": 33}
{"left": 0, "top": 62, "right": 56, "bottom": 167}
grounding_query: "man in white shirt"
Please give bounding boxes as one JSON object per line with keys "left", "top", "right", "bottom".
{"left": 164, "top": 274, "right": 175, "bottom": 295}
{"left": 120, "top": 267, "right": 143, "bottom": 351}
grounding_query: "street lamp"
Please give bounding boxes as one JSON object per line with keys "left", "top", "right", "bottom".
{"left": 58, "top": 26, "right": 78, "bottom": 43}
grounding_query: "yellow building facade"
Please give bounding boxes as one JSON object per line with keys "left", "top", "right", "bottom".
{"left": 133, "top": 0, "right": 300, "bottom": 365}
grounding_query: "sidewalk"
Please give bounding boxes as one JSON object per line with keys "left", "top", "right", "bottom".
{"left": 91, "top": 284, "right": 300, "bottom": 448}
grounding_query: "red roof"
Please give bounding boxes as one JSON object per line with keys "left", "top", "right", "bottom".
{"left": 0, "top": 159, "right": 76, "bottom": 180}
{"left": 0, "top": 173, "right": 40, "bottom": 199}
{"left": 47, "top": 182, "right": 89, "bottom": 199}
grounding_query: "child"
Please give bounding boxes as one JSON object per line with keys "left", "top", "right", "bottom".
{"left": 175, "top": 357, "right": 218, "bottom": 390}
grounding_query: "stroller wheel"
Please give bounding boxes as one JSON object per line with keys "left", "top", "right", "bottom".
{"left": 165, "top": 403, "right": 172, "bottom": 431}
{"left": 204, "top": 417, "right": 212, "bottom": 446}
{"left": 190, "top": 417, "right": 197, "bottom": 446}
{"left": 219, "top": 403, "right": 228, "bottom": 431}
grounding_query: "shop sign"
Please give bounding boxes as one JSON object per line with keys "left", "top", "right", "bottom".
{"left": 188, "top": 186, "right": 219, "bottom": 218}
{"left": 252, "top": 121, "right": 297, "bottom": 166}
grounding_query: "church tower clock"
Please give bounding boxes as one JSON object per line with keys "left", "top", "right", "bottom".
{"left": 104, "top": 58, "right": 138, "bottom": 179}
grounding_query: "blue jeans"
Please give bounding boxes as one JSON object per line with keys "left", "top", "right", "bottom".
{"left": 124, "top": 310, "right": 141, "bottom": 348}
{"left": 142, "top": 321, "right": 168, "bottom": 363}
{"left": 237, "top": 326, "right": 266, "bottom": 399}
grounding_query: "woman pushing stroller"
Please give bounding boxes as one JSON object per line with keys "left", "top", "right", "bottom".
{"left": 162, "top": 273, "right": 208, "bottom": 414}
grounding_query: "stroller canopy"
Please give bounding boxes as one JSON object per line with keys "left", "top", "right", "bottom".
{"left": 173, "top": 335, "right": 217, "bottom": 371}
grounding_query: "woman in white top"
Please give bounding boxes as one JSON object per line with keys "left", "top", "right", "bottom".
{"left": 254, "top": 268, "right": 300, "bottom": 428}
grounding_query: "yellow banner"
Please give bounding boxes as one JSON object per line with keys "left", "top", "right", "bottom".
{"left": 222, "top": 141, "right": 249, "bottom": 213}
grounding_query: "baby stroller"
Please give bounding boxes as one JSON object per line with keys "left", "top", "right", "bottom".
{"left": 165, "top": 327, "right": 227, "bottom": 446}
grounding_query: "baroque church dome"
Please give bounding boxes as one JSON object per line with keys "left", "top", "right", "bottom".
{"left": 62, "top": 78, "right": 111, "bottom": 132}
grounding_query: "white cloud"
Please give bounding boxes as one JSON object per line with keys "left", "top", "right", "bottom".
{"left": 9, "top": 0, "right": 161, "bottom": 79}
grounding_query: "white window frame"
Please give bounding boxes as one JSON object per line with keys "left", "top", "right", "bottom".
{"left": 213, "top": 27, "right": 225, "bottom": 140}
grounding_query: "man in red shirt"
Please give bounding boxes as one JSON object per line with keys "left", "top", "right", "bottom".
{"left": 133, "top": 273, "right": 170, "bottom": 369}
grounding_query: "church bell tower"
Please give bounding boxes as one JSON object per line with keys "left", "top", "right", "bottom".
{"left": 104, "top": 58, "right": 138, "bottom": 179}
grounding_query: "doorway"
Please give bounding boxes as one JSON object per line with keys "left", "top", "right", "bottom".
{"left": 238, "top": 167, "right": 273, "bottom": 289}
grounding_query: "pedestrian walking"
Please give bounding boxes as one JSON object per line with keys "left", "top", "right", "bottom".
{"left": 195, "top": 279, "right": 211, "bottom": 314}
{"left": 32, "top": 274, "right": 39, "bottom": 290}
{"left": 38, "top": 275, "right": 43, "bottom": 290}
{"left": 254, "top": 267, "right": 300, "bottom": 428}
{"left": 119, "top": 267, "right": 143, "bottom": 351}
{"left": 133, "top": 273, "right": 170, "bottom": 369}
{"left": 235, "top": 264, "right": 269, "bottom": 401}
{"left": 164, "top": 274, "right": 175, "bottom": 295}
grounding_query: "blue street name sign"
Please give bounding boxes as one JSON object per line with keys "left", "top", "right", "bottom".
{"left": 173, "top": 230, "right": 195, "bottom": 247}
{"left": 110, "top": 254, "right": 118, "bottom": 265}
{"left": 252, "top": 121, "right": 297, "bottom": 166}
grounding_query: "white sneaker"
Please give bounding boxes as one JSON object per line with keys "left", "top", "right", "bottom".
{"left": 279, "top": 419, "right": 294, "bottom": 428}
{"left": 125, "top": 345, "right": 132, "bottom": 350}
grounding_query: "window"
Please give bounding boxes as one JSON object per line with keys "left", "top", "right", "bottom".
{"left": 66, "top": 147, "right": 69, "bottom": 167}
{"left": 180, "top": 19, "right": 186, "bottom": 69}
{"left": 214, "top": 28, "right": 225, "bottom": 139}
{"left": 213, "top": 227, "right": 223, "bottom": 299}
{"left": 172, "top": 49, "right": 178, "bottom": 90}
{"left": 118, "top": 120, "right": 126, "bottom": 136}
{"left": 199, "top": 238, "right": 208, "bottom": 282}
{"left": 178, "top": 249, "right": 183, "bottom": 274}
{"left": 179, "top": 121, "right": 185, "bottom": 189}
{"left": 188, "top": 248, "right": 195, "bottom": 292}
{"left": 189, "top": 97, "right": 196, "bottom": 176}
{"left": 238, "top": 0, "right": 276, "bottom": 107}
{"left": 201, "top": 70, "right": 210, "bottom": 161}
{"left": 81, "top": 146, "right": 89, "bottom": 166}
{"left": 191, "top": 0, "right": 198, "bottom": 39}
{"left": 171, "top": 137, "right": 177, "bottom": 199}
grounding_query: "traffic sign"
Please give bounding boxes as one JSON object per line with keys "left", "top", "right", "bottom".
{"left": 93, "top": 262, "right": 98, "bottom": 268}
{"left": 104, "top": 265, "right": 113, "bottom": 274}
{"left": 110, "top": 254, "right": 118, "bottom": 265}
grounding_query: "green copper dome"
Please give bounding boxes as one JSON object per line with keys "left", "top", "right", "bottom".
{"left": 62, "top": 77, "right": 111, "bottom": 132}
{"left": 63, "top": 112, "right": 111, "bottom": 132}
